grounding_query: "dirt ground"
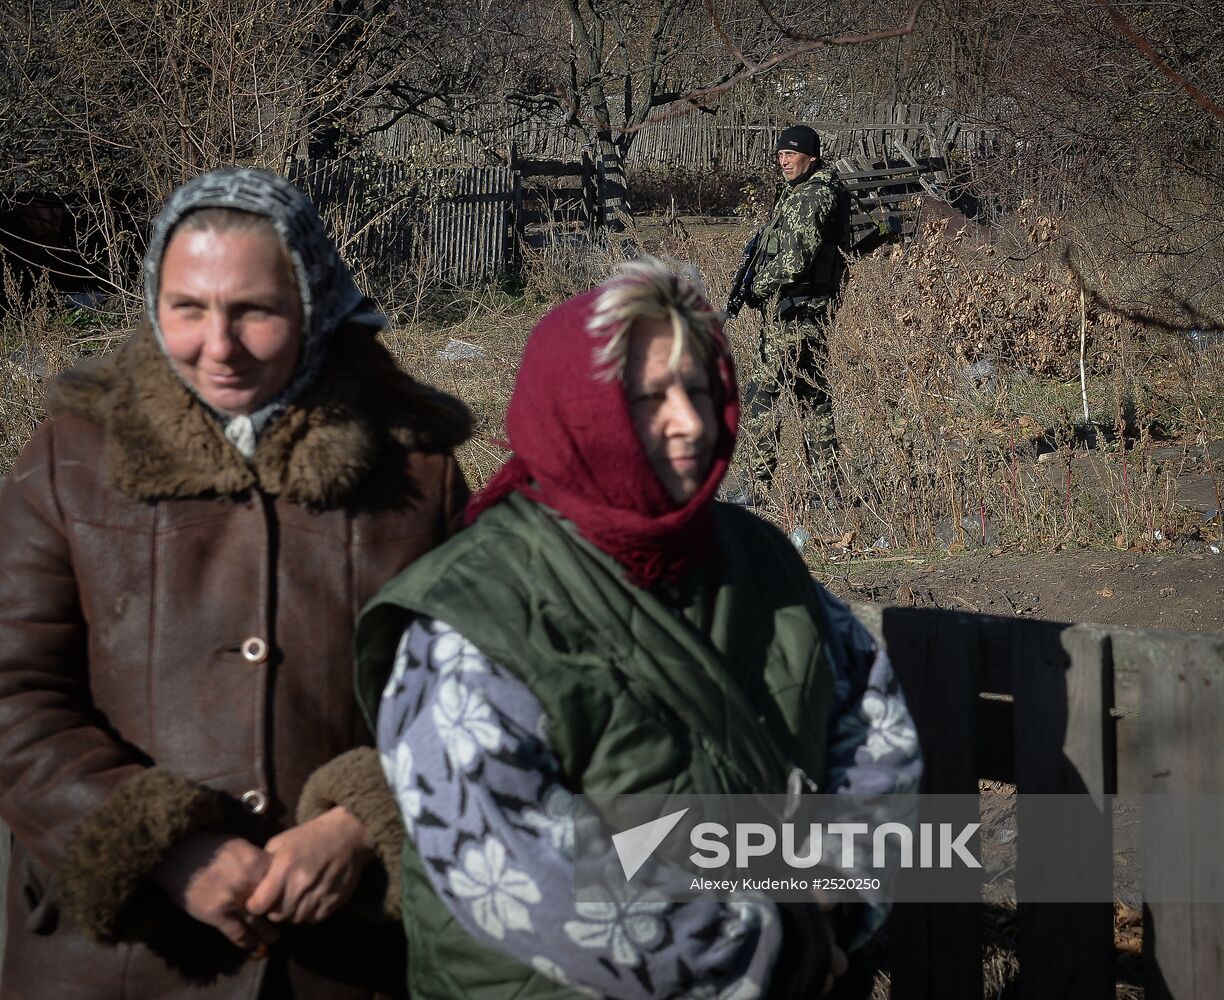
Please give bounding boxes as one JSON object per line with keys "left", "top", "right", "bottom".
{"left": 812, "top": 436, "right": 1224, "bottom": 635}
{"left": 821, "top": 547, "right": 1224, "bottom": 634}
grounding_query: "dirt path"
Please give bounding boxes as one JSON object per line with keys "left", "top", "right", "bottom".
{"left": 821, "top": 548, "right": 1224, "bottom": 633}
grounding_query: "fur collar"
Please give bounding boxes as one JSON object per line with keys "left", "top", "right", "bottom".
{"left": 47, "top": 325, "right": 471, "bottom": 508}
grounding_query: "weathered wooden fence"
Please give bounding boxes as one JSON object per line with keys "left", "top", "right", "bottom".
{"left": 6, "top": 608, "right": 1215, "bottom": 994}
{"left": 416, "top": 166, "right": 516, "bottom": 282}
{"left": 834, "top": 160, "right": 948, "bottom": 248}
{"left": 286, "top": 159, "right": 516, "bottom": 285}
{"left": 850, "top": 603, "right": 1224, "bottom": 999}
{"left": 623, "top": 106, "right": 990, "bottom": 173}
{"left": 288, "top": 150, "right": 945, "bottom": 284}
{"left": 510, "top": 150, "right": 597, "bottom": 249}
{"left": 361, "top": 101, "right": 993, "bottom": 173}
{"left": 290, "top": 104, "right": 966, "bottom": 282}
{"left": 290, "top": 152, "right": 631, "bottom": 280}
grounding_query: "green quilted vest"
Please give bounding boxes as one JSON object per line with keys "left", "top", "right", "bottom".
{"left": 355, "top": 493, "right": 835, "bottom": 998}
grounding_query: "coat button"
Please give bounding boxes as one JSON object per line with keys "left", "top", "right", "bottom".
{"left": 241, "top": 637, "right": 269, "bottom": 663}
{"left": 241, "top": 789, "right": 270, "bottom": 816}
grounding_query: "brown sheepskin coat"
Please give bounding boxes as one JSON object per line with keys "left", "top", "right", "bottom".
{"left": 0, "top": 326, "right": 470, "bottom": 998}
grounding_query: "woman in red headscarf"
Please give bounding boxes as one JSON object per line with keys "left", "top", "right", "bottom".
{"left": 356, "top": 258, "right": 920, "bottom": 999}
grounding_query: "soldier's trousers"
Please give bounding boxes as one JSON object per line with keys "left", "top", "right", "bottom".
{"left": 744, "top": 317, "right": 837, "bottom": 486}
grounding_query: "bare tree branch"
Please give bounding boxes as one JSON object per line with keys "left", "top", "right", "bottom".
{"left": 1092, "top": 0, "right": 1224, "bottom": 126}
{"left": 605, "top": 0, "right": 929, "bottom": 133}
{"left": 1064, "top": 245, "right": 1223, "bottom": 334}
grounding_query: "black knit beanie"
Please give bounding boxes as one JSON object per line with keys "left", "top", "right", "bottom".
{"left": 776, "top": 124, "right": 820, "bottom": 158}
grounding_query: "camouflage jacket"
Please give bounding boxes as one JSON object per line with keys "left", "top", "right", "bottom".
{"left": 750, "top": 164, "right": 850, "bottom": 314}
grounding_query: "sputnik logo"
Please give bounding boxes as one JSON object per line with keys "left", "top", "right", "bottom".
{"left": 611, "top": 808, "right": 689, "bottom": 881}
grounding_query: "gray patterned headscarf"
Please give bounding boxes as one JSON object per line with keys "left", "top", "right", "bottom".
{"left": 144, "top": 167, "right": 386, "bottom": 456}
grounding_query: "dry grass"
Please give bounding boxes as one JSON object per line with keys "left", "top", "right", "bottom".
{"left": 379, "top": 282, "right": 537, "bottom": 487}
{"left": 641, "top": 211, "right": 1224, "bottom": 562}
{"left": 0, "top": 266, "right": 132, "bottom": 472}
{"left": 3, "top": 213, "right": 1221, "bottom": 572}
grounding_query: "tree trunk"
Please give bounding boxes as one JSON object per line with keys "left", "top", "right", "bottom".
{"left": 564, "top": 0, "right": 633, "bottom": 230}
{"left": 595, "top": 134, "right": 632, "bottom": 231}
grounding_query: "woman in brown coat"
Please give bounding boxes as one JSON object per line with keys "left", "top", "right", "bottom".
{"left": 0, "top": 168, "right": 470, "bottom": 997}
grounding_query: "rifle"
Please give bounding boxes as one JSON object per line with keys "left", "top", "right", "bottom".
{"left": 725, "top": 229, "right": 764, "bottom": 319}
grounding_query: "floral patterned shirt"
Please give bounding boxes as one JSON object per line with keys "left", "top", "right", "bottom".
{"left": 377, "top": 591, "right": 920, "bottom": 998}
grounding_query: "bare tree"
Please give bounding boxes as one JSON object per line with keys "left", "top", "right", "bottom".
{"left": 926, "top": 0, "right": 1223, "bottom": 327}
{"left": 0, "top": 0, "right": 393, "bottom": 295}
{"left": 354, "top": 1, "right": 930, "bottom": 221}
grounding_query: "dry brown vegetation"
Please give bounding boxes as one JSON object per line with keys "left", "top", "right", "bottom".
{"left": 2, "top": 0, "right": 1221, "bottom": 565}
{"left": 8, "top": 212, "right": 1219, "bottom": 573}
{"left": 666, "top": 212, "right": 1223, "bottom": 561}
{"left": 825, "top": 214, "right": 1222, "bottom": 548}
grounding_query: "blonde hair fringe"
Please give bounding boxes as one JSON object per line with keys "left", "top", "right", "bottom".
{"left": 588, "top": 256, "right": 720, "bottom": 381}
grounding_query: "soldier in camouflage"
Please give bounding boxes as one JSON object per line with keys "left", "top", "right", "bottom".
{"left": 742, "top": 124, "right": 851, "bottom": 490}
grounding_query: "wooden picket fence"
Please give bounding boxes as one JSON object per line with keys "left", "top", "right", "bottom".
{"left": 288, "top": 153, "right": 628, "bottom": 280}
{"left": 622, "top": 104, "right": 991, "bottom": 173}
{"left": 361, "top": 100, "right": 994, "bottom": 174}
{"left": 851, "top": 603, "right": 1224, "bottom": 999}
{"left": 287, "top": 151, "right": 944, "bottom": 284}
{"left": 286, "top": 158, "right": 517, "bottom": 285}
{"left": 6, "top": 606, "right": 1218, "bottom": 996}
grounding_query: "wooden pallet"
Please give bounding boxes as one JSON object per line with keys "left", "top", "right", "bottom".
{"left": 835, "top": 130, "right": 950, "bottom": 249}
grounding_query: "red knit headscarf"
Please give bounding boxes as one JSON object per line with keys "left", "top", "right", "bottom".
{"left": 465, "top": 286, "right": 740, "bottom": 588}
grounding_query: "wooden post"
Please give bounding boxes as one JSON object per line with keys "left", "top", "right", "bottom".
{"left": 1012, "top": 622, "right": 1115, "bottom": 999}
{"left": 1125, "top": 630, "right": 1224, "bottom": 999}
{"left": 580, "top": 150, "right": 595, "bottom": 228}
{"left": 511, "top": 164, "right": 524, "bottom": 264}
{"left": 883, "top": 606, "right": 983, "bottom": 1000}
